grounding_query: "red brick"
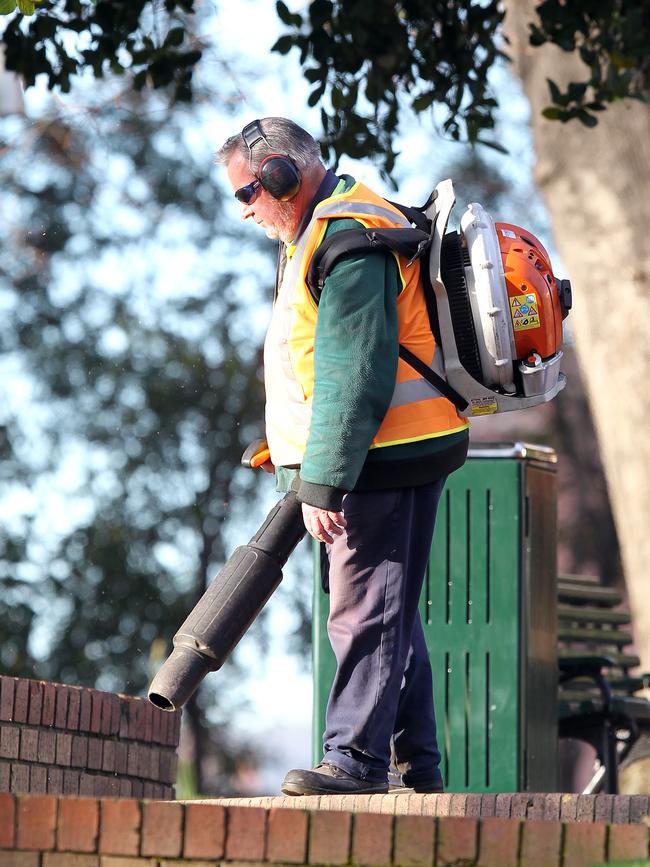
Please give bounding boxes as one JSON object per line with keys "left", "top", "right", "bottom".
{"left": 608, "top": 822, "right": 649, "bottom": 861}
{"left": 0, "top": 854, "right": 40, "bottom": 867}
{"left": 57, "top": 797, "right": 99, "bottom": 852}
{"left": 560, "top": 794, "right": 578, "bottom": 821}
{"left": 79, "top": 690, "right": 92, "bottom": 732}
{"left": 118, "top": 779, "right": 132, "bottom": 798}
{"left": 520, "top": 819, "right": 562, "bottom": 866}
{"left": 308, "top": 810, "right": 350, "bottom": 865}
{"left": 141, "top": 801, "right": 183, "bottom": 857}
{"left": 543, "top": 793, "right": 562, "bottom": 821}
{"left": 30, "top": 767, "right": 47, "bottom": 794}
{"left": 70, "top": 735, "right": 88, "bottom": 768}
{"left": 127, "top": 743, "right": 138, "bottom": 776}
{"left": 27, "top": 682, "right": 43, "bottom": 726}
{"left": 594, "top": 794, "right": 615, "bottom": 823}
{"left": 114, "top": 742, "right": 127, "bottom": 775}
{"left": 480, "top": 793, "right": 496, "bottom": 817}
{"left": 151, "top": 707, "right": 162, "bottom": 744}
{"left": 93, "top": 776, "right": 112, "bottom": 797}
{"left": 46, "top": 767, "right": 63, "bottom": 794}
{"left": 79, "top": 774, "right": 95, "bottom": 796}
{"left": 41, "top": 683, "right": 56, "bottom": 727}
{"left": 0, "top": 725, "right": 19, "bottom": 759}
{"left": 67, "top": 688, "right": 81, "bottom": 730}
{"left": 576, "top": 794, "right": 595, "bottom": 822}
{"left": 131, "top": 780, "right": 144, "bottom": 798}
{"left": 42, "top": 856, "right": 99, "bottom": 867}
{"left": 87, "top": 738, "right": 103, "bottom": 770}
{"left": 137, "top": 745, "right": 153, "bottom": 779}
{"left": 0, "top": 761, "right": 9, "bottom": 791}
{"left": 19, "top": 729, "right": 38, "bottom": 762}
{"left": 511, "top": 793, "right": 532, "bottom": 819}
{"left": 224, "top": 805, "right": 267, "bottom": 861}
{"left": 352, "top": 812, "right": 392, "bottom": 866}
{"left": 118, "top": 698, "right": 129, "bottom": 739}
{"left": 449, "top": 793, "right": 467, "bottom": 816}
{"left": 613, "top": 794, "right": 631, "bottom": 823}
{"left": 630, "top": 795, "right": 650, "bottom": 824}
{"left": 109, "top": 696, "right": 121, "bottom": 738}
{"left": 101, "top": 740, "right": 115, "bottom": 773}
{"left": 126, "top": 701, "right": 139, "bottom": 740}
{"left": 13, "top": 680, "right": 29, "bottom": 724}
{"left": 563, "top": 821, "right": 606, "bottom": 866}
{"left": 90, "top": 691, "right": 103, "bottom": 734}
{"left": 495, "top": 793, "right": 512, "bottom": 817}
{"left": 99, "top": 695, "right": 113, "bottom": 736}
{"left": 181, "top": 803, "right": 226, "bottom": 858}
{"left": 0, "top": 678, "right": 15, "bottom": 722}
{"left": 56, "top": 732, "right": 73, "bottom": 766}
{"left": 54, "top": 686, "right": 68, "bottom": 729}
{"left": 265, "top": 807, "right": 308, "bottom": 863}
{"left": 63, "top": 769, "right": 80, "bottom": 795}
{"left": 526, "top": 794, "right": 547, "bottom": 820}
{"left": 16, "top": 794, "right": 57, "bottom": 850}
{"left": 158, "top": 750, "right": 178, "bottom": 785}
{"left": 393, "top": 814, "right": 434, "bottom": 865}
{"left": 0, "top": 793, "right": 15, "bottom": 847}
{"left": 11, "top": 763, "right": 30, "bottom": 793}
{"left": 465, "top": 793, "right": 482, "bottom": 818}
{"left": 144, "top": 703, "right": 154, "bottom": 742}
{"left": 37, "top": 729, "right": 56, "bottom": 765}
{"left": 478, "top": 817, "right": 520, "bottom": 867}
{"left": 99, "top": 798, "right": 141, "bottom": 856}
{"left": 437, "top": 816, "right": 477, "bottom": 866}
{"left": 433, "top": 792, "right": 452, "bottom": 816}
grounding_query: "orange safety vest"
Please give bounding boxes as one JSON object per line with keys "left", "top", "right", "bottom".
{"left": 263, "top": 180, "right": 469, "bottom": 467}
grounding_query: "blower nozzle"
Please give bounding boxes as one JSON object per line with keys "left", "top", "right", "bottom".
{"left": 148, "top": 491, "right": 306, "bottom": 711}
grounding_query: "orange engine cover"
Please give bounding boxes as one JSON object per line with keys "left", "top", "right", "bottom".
{"left": 496, "top": 222, "right": 563, "bottom": 361}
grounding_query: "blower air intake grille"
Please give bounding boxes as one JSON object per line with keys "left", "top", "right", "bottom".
{"left": 440, "top": 231, "right": 483, "bottom": 383}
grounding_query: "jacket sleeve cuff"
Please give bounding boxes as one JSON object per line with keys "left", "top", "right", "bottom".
{"left": 296, "top": 479, "right": 347, "bottom": 511}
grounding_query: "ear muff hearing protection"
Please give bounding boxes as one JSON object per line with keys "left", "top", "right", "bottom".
{"left": 241, "top": 119, "right": 302, "bottom": 202}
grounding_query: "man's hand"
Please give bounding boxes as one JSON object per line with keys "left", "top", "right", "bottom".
{"left": 301, "top": 503, "right": 347, "bottom": 543}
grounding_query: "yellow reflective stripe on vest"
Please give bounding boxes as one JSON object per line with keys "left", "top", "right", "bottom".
{"left": 313, "top": 199, "right": 413, "bottom": 227}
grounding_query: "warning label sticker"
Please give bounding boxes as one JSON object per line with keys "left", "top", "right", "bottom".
{"left": 470, "top": 397, "right": 498, "bottom": 416}
{"left": 510, "top": 293, "right": 540, "bottom": 332}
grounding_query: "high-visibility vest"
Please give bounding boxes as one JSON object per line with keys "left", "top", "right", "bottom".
{"left": 264, "top": 180, "right": 469, "bottom": 467}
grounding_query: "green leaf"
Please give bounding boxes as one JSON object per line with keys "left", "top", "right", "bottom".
{"left": 271, "top": 35, "right": 294, "bottom": 55}
{"left": 0, "top": 0, "right": 17, "bottom": 13}
{"left": 276, "top": 0, "right": 293, "bottom": 26}
{"left": 164, "top": 27, "right": 184, "bottom": 48}
{"left": 17, "top": 0, "right": 35, "bottom": 13}
{"left": 541, "top": 106, "right": 565, "bottom": 121}
{"left": 412, "top": 91, "right": 435, "bottom": 112}
{"left": 576, "top": 109, "right": 598, "bottom": 128}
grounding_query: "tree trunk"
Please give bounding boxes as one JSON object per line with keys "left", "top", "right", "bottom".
{"left": 504, "top": 2, "right": 650, "bottom": 668}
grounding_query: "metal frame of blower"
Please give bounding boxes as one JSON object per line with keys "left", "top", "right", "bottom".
{"left": 427, "top": 179, "right": 566, "bottom": 418}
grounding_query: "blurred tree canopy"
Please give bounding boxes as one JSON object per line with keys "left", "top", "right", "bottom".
{"left": 0, "top": 78, "right": 311, "bottom": 791}
{"left": 1, "top": 0, "right": 648, "bottom": 175}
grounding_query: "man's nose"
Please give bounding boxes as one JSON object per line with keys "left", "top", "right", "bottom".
{"left": 240, "top": 202, "right": 254, "bottom": 220}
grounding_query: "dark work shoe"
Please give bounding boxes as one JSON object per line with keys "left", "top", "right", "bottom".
{"left": 281, "top": 763, "right": 389, "bottom": 796}
{"left": 393, "top": 773, "right": 445, "bottom": 793}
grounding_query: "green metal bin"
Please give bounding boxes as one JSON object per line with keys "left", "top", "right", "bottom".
{"left": 312, "top": 442, "right": 558, "bottom": 793}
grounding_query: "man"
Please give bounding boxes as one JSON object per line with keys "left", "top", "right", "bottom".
{"left": 216, "top": 117, "right": 469, "bottom": 796}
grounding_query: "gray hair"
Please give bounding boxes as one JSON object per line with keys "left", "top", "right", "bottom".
{"left": 215, "top": 116, "right": 322, "bottom": 172}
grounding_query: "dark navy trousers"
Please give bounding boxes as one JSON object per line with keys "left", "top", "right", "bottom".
{"left": 321, "top": 479, "right": 445, "bottom": 785}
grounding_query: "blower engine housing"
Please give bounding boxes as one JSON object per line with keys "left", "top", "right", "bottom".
{"left": 430, "top": 180, "right": 571, "bottom": 416}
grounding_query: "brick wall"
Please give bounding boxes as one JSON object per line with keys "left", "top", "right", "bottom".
{"left": 0, "top": 677, "right": 180, "bottom": 798}
{"left": 1, "top": 793, "right": 649, "bottom": 866}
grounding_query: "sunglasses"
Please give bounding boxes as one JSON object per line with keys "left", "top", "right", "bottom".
{"left": 234, "top": 177, "right": 262, "bottom": 204}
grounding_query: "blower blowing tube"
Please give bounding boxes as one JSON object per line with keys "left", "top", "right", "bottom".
{"left": 148, "top": 491, "right": 306, "bottom": 712}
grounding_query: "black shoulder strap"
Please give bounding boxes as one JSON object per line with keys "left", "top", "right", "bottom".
{"left": 306, "top": 227, "right": 430, "bottom": 300}
{"left": 305, "top": 223, "right": 469, "bottom": 413}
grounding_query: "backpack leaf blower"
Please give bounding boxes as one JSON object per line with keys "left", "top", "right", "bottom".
{"left": 308, "top": 178, "right": 572, "bottom": 416}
